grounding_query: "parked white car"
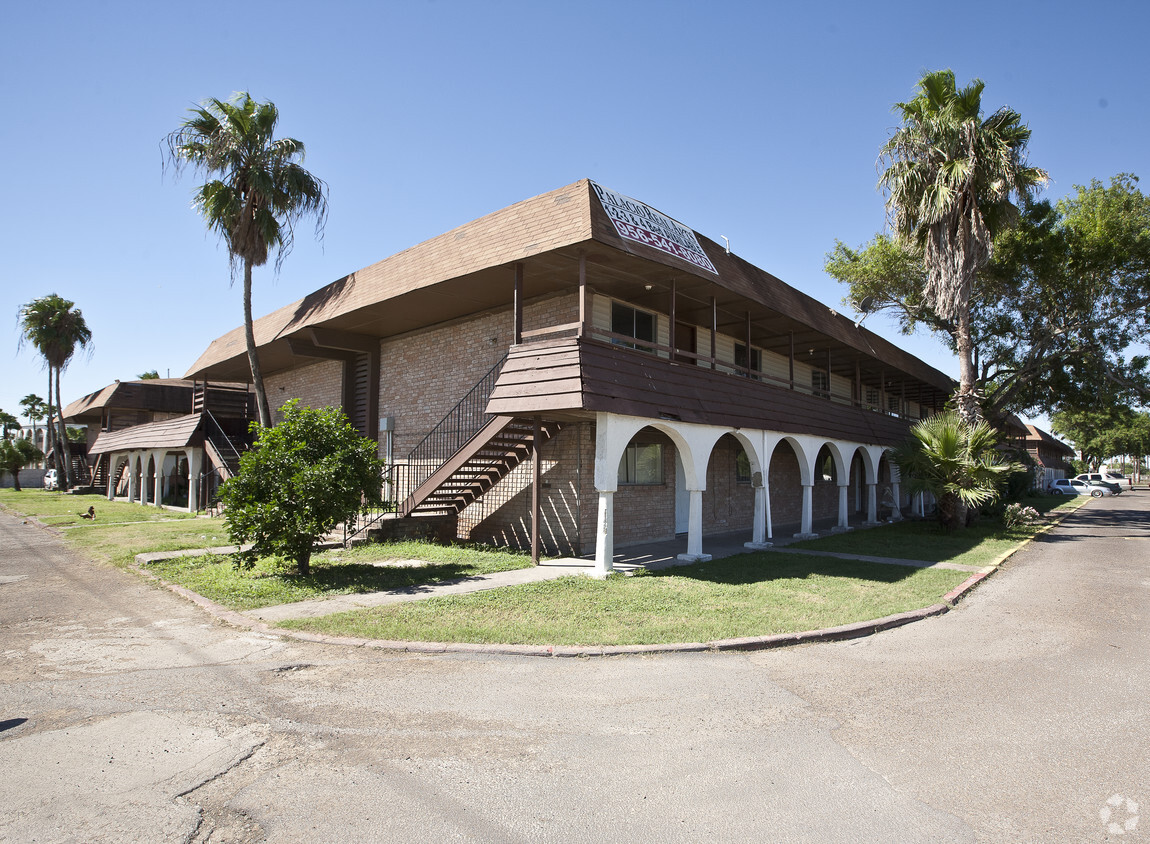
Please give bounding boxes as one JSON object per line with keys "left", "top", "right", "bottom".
{"left": 42, "top": 469, "right": 58, "bottom": 490}
{"left": 1048, "top": 478, "right": 1111, "bottom": 498}
{"left": 1074, "top": 473, "right": 1123, "bottom": 494}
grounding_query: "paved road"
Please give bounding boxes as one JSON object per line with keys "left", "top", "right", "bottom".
{"left": 1, "top": 495, "right": 1146, "bottom": 842}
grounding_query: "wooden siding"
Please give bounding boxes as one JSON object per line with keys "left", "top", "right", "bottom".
{"left": 488, "top": 338, "right": 917, "bottom": 446}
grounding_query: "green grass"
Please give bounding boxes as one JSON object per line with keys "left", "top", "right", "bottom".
{"left": 277, "top": 552, "right": 971, "bottom": 645}
{"left": 0, "top": 488, "right": 199, "bottom": 526}
{"left": 145, "top": 541, "right": 536, "bottom": 611}
{"left": 790, "top": 495, "right": 1085, "bottom": 567}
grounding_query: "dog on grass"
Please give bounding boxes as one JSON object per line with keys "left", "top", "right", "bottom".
{"left": 80, "top": 506, "right": 96, "bottom": 520}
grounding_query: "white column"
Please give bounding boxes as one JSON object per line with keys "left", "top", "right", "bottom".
{"left": 127, "top": 454, "right": 139, "bottom": 504}
{"left": 593, "top": 491, "right": 614, "bottom": 577}
{"left": 833, "top": 483, "right": 852, "bottom": 532}
{"left": 764, "top": 481, "right": 773, "bottom": 539}
{"left": 745, "top": 482, "right": 772, "bottom": 549}
{"left": 106, "top": 453, "right": 117, "bottom": 501}
{"left": 187, "top": 448, "right": 203, "bottom": 512}
{"left": 152, "top": 450, "right": 164, "bottom": 508}
{"left": 794, "top": 483, "right": 817, "bottom": 539}
{"left": 865, "top": 482, "right": 879, "bottom": 525}
{"left": 678, "top": 488, "right": 712, "bottom": 562}
{"left": 890, "top": 481, "right": 903, "bottom": 521}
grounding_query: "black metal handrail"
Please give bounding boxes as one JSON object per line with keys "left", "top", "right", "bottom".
{"left": 343, "top": 353, "right": 508, "bottom": 546}
{"left": 404, "top": 353, "right": 508, "bottom": 491}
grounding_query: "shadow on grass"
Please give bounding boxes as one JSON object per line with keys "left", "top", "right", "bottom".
{"left": 637, "top": 552, "right": 918, "bottom": 586}
{"left": 252, "top": 560, "right": 487, "bottom": 595}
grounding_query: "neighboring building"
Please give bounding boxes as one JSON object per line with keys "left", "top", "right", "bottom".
{"left": 186, "top": 180, "right": 955, "bottom": 573}
{"left": 1023, "top": 424, "right": 1075, "bottom": 488}
{"left": 63, "top": 379, "right": 254, "bottom": 510}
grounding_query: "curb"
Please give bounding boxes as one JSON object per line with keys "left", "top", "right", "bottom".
{"left": 122, "top": 504, "right": 1078, "bottom": 658}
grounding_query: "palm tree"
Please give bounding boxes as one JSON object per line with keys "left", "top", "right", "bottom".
{"left": 893, "top": 411, "right": 1019, "bottom": 531}
{"left": 0, "top": 410, "right": 20, "bottom": 439}
{"left": 18, "top": 294, "right": 93, "bottom": 489}
{"left": 165, "top": 92, "right": 328, "bottom": 427}
{"left": 880, "top": 69, "right": 1046, "bottom": 422}
{"left": 18, "top": 394, "right": 45, "bottom": 466}
{"left": 0, "top": 438, "right": 43, "bottom": 491}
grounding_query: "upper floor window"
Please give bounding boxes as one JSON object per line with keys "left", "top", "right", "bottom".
{"left": 735, "top": 343, "right": 762, "bottom": 377}
{"left": 865, "top": 387, "right": 880, "bottom": 409}
{"left": 611, "top": 302, "right": 656, "bottom": 353}
{"left": 812, "top": 370, "right": 830, "bottom": 399}
{"left": 887, "top": 394, "right": 902, "bottom": 416}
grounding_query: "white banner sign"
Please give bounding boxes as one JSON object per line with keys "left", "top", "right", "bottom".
{"left": 591, "top": 182, "right": 718, "bottom": 274}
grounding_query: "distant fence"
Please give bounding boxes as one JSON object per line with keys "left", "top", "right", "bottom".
{"left": 0, "top": 468, "right": 48, "bottom": 489}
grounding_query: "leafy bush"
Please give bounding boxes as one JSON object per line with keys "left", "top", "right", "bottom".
{"left": 220, "top": 400, "right": 384, "bottom": 575}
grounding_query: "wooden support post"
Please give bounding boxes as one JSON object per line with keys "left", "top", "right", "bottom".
{"left": 826, "top": 348, "right": 832, "bottom": 398}
{"left": 513, "top": 262, "right": 524, "bottom": 345}
{"left": 855, "top": 360, "right": 861, "bottom": 407}
{"left": 710, "top": 297, "right": 717, "bottom": 369}
{"left": 745, "top": 311, "right": 752, "bottom": 375}
{"left": 670, "top": 279, "right": 677, "bottom": 343}
{"left": 901, "top": 380, "right": 906, "bottom": 419}
{"left": 789, "top": 331, "right": 795, "bottom": 389}
{"left": 531, "top": 415, "right": 541, "bottom": 565}
{"left": 577, "top": 251, "right": 587, "bottom": 338}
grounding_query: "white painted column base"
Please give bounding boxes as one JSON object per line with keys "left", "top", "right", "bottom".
{"left": 745, "top": 483, "right": 772, "bottom": 549}
{"left": 593, "top": 490, "right": 614, "bottom": 578}
{"left": 831, "top": 483, "right": 852, "bottom": 532}
{"left": 864, "top": 482, "right": 880, "bottom": 525}
{"left": 793, "top": 483, "right": 817, "bottom": 539}
{"left": 678, "top": 488, "right": 712, "bottom": 562}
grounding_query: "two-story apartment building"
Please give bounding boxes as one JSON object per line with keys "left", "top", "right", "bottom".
{"left": 186, "top": 180, "right": 954, "bottom": 574}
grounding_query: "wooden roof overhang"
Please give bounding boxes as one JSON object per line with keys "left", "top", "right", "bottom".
{"left": 186, "top": 179, "right": 954, "bottom": 408}
{"left": 87, "top": 413, "right": 205, "bottom": 455}
{"left": 63, "top": 379, "right": 200, "bottom": 424}
{"left": 487, "top": 337, "right": 917, "bottom": 446}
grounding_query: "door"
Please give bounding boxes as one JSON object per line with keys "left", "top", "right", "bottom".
{"left": 674, "top": 322, "right": 696, "bottom": 365}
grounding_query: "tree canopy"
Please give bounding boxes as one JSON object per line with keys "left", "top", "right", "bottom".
{"left": 18, "top": 294, "right": 92, "bottom": 488}
{"left": 828, "top": 174, "right": 1150, "bottom": 422}
{"left": 220, "top": 400, "right": 383, "bottom": 576}
{"left": 165, "top": 92, "right": 328, "bottom": 428}
{"left": 878, "top": 69, "right": 1046, "bottom": 422}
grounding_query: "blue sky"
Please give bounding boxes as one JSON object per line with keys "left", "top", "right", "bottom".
{"left": 3, "top": 0, "right": 1146, "bottom": 431}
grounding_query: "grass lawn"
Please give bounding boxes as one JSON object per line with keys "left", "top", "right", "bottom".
{"left": 0, "top": 489, "right": 229, "bottom": 567}
{"left": 277, "top": 552, "right": 971, "bottom": 646}
{"left": 790, "top": 495, "right": 1086, "bottom": 568}
{"left": 145, "top": 541, "right": 536, "bottom": 611}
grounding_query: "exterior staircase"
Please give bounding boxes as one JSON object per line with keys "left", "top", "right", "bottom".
{"left": 344, "top": 353, "right": 561, "bottom": 545}
{"left": 398, "top": 416, "right": 561, "bottom": 517}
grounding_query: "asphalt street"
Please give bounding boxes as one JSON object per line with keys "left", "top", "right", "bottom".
{"left": 0, "top": 494, "right": 1146, "bottom": 843}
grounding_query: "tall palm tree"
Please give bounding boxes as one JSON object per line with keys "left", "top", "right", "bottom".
{"left": 880, "top": 69, "right": 1046, "bottom": 422}
{"left": 165, "top": 92, "right": 328, "bottom": 427}
{"left": 18, "top": 294, "right": 93, "bottom": 489}
{"left": 0, "top": 410, "right": 20, "bottom": 439}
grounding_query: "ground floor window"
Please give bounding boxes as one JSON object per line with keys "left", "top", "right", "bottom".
{"left": 618, "top": 442, "right": 664, "bottom": 485}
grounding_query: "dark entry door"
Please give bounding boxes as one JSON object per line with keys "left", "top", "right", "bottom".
{"left": 674, "top": 322, "right": 696, "bottom": 365}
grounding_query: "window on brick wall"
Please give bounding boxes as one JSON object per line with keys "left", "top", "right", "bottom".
{"left": 618, "top": 442, "right": 664, "bottom": 485}
{"left": 611, "top": 302, "right": 657, "bottom": 353}
{"left": 887, "top": 393, "right": 901, "bottom": 416}
{"left": 735, "top": 448, "right": 752, "bottom": 484}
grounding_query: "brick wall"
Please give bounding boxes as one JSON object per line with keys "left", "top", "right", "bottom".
{"left": 265, "top": 359, "right": 344, "bottom": 423}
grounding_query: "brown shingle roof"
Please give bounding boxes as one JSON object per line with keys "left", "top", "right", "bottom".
{"left": 88, "top": 414, "right": 204, "bottom": 454}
